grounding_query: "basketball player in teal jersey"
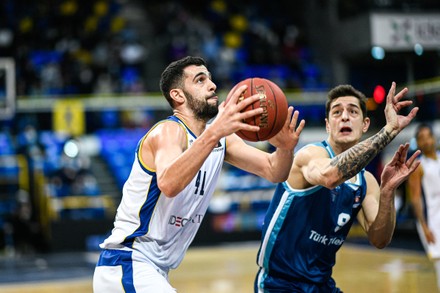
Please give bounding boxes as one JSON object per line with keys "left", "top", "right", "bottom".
{"left": 255, "top": 83, "right": 420, "bottom": 292}
{"left": 92, "top": 56, "right": 305, "bottom": 292}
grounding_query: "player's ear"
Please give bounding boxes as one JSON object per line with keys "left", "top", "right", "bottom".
{"left": 325, "top": 118, "right": 330, "bottom": 133}
{"left": 362, "top": 117, "right": 370, "bottom": 133}
{"left": 170, "top": 89, "right": 185, "bottom": 105}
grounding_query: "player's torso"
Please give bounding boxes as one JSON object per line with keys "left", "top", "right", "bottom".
{"left": 104, "top": 116, "right": 226, "bottom": 270}
{"left": 143, "top": 134, "right": 225, "bottom": 244}
{"left": 420, "top": 152, "right": 440, "bottom": 224}
{"left": 274, "top": 176, "right": 364, "bottom": 260}
{"left": 258, "top": 141, "right": 367, "bottom": 282}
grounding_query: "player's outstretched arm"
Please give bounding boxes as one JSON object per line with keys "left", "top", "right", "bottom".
{"left": 225, "top": 107, "right": 304, "bottom": 183}
{"left": 265, "top": 107, "right": 305, "bottom": 182}
{"left": 362, "top": 144, "right": 421, "bottom": 248}
{"left": 154, "top": 86, "right": 266, "bottom": 198}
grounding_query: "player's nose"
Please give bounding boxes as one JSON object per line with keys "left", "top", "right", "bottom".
{"left": 208, "top": 79, "right": 217, "bottom": 92}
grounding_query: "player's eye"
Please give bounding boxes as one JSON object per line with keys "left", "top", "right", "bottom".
{"left": 350, "top": 108, "right": 359, "bottom": 115}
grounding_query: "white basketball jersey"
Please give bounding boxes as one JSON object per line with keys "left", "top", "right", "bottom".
{"left": 100, "top": 116, "right": 226, "bottom": 272}
{"left": 418, "top": 151, "right": 440, "bottom": 259}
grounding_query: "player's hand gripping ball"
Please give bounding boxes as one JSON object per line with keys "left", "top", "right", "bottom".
{"left": 226, "top": 78, "right": 288, "bottom": 142}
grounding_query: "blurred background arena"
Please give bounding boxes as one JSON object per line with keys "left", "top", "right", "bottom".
{"left": 0, "top": 0, "right": 439, "bottom": 292}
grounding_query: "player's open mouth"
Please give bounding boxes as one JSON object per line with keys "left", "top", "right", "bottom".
{"left": 340, "top": 127, "right": 352, "bottom": 134}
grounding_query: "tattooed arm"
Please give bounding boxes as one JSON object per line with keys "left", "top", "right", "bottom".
{"left": 330, "top": 127, "right": 393, "bottom": 180}
{"left": 288, "top": 132, "right": 395, "bottom": 190}
{"left": 287, "top": 82, "right": 418, "bottom": 190}
{"left": 289, "top": 128, "right": 411, "bottom": 189}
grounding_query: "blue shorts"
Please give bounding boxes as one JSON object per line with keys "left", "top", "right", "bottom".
{"left": 255, "top": 268, "right": 342, "bottom": 293}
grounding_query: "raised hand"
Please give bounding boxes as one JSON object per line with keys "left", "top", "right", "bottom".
{"left": 384, "top": 82, "right": 419, "bottom": 136}
{"left": 268, "top": 107, "right": 305, "bottom": 151}
{"left": 380, "top": 143, "right": 421, "bottom": 191}
{"left": 212, "top": 84, "right": 263, "bottom": 138}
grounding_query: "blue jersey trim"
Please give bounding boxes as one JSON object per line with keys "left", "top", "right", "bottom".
{"left": 122, "top": 175, "right": 161, "bottom": 248}
{"left": 169, "top": 115, "right": 197, "bottom": 138}
{"left": 262, "top": 182, "right": 323, "bottom": 268}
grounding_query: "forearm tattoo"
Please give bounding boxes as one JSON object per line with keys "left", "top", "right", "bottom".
{"left": 330, "top": 128, "right": 394, "bottom": 179}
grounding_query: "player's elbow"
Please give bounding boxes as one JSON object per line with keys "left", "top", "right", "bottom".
{"left": 279, "top": 173, "right": 290, "bottom": 183}
{"left": 267, "top": 172, "right": 289, "bottom": 184}
{"left": 369, "top": 235, "right": 392, "bottom": 249}
{"left": 320, "top": 172, "right": 341, "bottom": 189}
{"left": 307, "top": 165, "right": 341, "bottom": 189}
{"left": 324, "top": 179, "right": 340, "bottom": 190}
{"left": 370, "top": 239, "right": 391, "bottom": 249}
{"left": 157, "top": 180, "right": 180, "bottom": 198}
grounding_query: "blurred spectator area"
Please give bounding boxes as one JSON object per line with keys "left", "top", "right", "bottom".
{"left": 0, "top": 0, "right": 327, "bottom": 98}
{"left": 0, "top": 0, "right": 148, "bottom": 96}
{"left": 0, "top": 125, "right": 117, "bottom": 253}
{"left": 97, "top": 128, "right": 145, "bottom": 189}
{"left": 144, "top": 0, "right": 326, "bottom": 90}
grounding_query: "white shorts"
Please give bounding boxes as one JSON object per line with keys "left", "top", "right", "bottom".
{"left": 93, "top": 249, "right": 176, "bottom": 293}
{"left": 416, "top": 222, "right": 440, "bottom": 259}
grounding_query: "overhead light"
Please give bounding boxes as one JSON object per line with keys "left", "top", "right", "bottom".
{"left": 371, "top": 46, "right": 385, "bottom": 60}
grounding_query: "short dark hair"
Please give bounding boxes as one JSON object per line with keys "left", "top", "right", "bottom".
{"left": 415, "top": 122, "right": 433, "bottom": 139}
{"left": 325, "top": 85, "right": 368, "bottom": 119}
{"left": 159, "top": 56, "right": 207, "bottom": 108}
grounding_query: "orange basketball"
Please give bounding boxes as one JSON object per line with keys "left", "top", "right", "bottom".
{"left": 226, "top": 78, "right": 288, "bottom": 142}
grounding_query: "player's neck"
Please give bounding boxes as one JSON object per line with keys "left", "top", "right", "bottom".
{"left": 424, "top": 149, "right": 437, "bottom": 160}
{"left": 326, "top": 139, "right": 355, "bottom": 155}
{"left": 173, "top": 111, "right": 207, "bottom": 136}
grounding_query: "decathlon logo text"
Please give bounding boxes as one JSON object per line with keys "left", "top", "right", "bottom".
{"left": 168, "top": 214, "right": 203, "bottom": 227}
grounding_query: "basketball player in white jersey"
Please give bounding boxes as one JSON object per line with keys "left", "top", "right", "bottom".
{"left": 408, "top": 123, "right": 440, "bottom": 291}
{"left": 92, "top": 56, "right": 305, "bottom": 292}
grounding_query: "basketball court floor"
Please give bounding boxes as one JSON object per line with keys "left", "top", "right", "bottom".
{"left": 0, "top": 242, "right": 437, "bottom": 293}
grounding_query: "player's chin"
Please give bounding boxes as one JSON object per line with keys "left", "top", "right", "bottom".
{"left": 207, "top": 97, "right": 219, "bottom": 106}
{"left": 336, "top": 133, "right": 357, "bottom": 143}
{"left": 339, "top": 130, "right": 360, "bottom": 137}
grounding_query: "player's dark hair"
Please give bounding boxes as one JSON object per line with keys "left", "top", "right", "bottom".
{"left": 325, "top": 85, "right": 368, "bottom": 119}
{"left": 415, "top": 122, "right": 433, "bottom": 139}
{"left": 160, "top": 56, "right": 206, "bottom": 108}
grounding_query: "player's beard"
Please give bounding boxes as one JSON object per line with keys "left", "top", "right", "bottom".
{"left": 184, "top": 89, "right": 218, "bottom": 121}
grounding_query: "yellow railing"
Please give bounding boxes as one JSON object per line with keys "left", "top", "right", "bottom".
{"left": 49, "top": 195, "right": 116, "bottom": 221}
